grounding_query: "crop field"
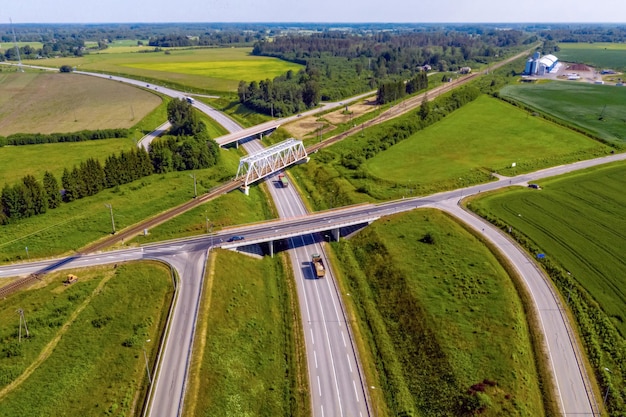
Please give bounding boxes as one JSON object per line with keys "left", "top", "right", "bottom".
{"left": 0, "top": 148, "right": 241, "bottom": 263}
{"left": 557, "top": 42, "right": 626, "bottom": 70}
{"left": 185, "top": 250, "right": 308, "bottom": 417}
{"left": 469, "top": 162, "right": 626, "bottom": 413}
{"left": 0, "top": 42, "right": 43, "bottom": 53}
{"left": 500, "top": 81, "right": 626, "bottom": 144}
{"left": 0, "top": 262, "right": 173, "bottom": 417}
{"left": 23, "top": 47, "right": 303, "bottom": 93}
{"left": 0, "top": 72, "right": 162, "bottom": 135}
{"left": 331, "top": 209, "right": 546, "bottom": 416}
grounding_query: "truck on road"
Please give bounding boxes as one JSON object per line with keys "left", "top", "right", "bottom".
{"left": 278, "top": 173, "right": 289, "bottom": 188}
{"left": 311, "top": 254, "right": 325, "bottom": 278}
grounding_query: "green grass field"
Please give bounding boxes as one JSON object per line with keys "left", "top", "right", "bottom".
{"left": 0, "top": 72, "right": 162, "bottom": 136}
{"left": 0, "top": 148, "right": 241, "bottom": 263}
{"left": 557, "top": 42, "right": 626, "bottom": 70}
{"left": 131, "top": 182, "right": 275, "bottom": 244}
{"left": 0, "top": 138, "right": 136, "bottom": 188}
{"left": 332, "top": 209, "right": 547, "bottom": 416}
{"left": 0, "top": 262, "right": 173, "bottom": 416}
{"left": 500, "top": 81, "right": 626, "bottom": 144}
{"left": 469, "top": 162, "right": 626, "bottom": 414}
{"left": 185, "top": 250, "right": 308, "bottom": 417}
{"left": 291, "top": 94, "right": 610, "bottom": 210}
{"left": 23, "top": 47, "right": 302, "bottom": 94}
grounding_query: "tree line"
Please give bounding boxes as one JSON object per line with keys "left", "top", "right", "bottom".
{"left": 376, "top": 72, "right": 428, "bottom": 104}
{"left": 0, "top": 129, "right": 128, "bottom": 147}
{"left": 1, "top": 99, "right": 219, "bottom": 224}
{"left": 237, "top": 66, "right": 321, "bottom": 117}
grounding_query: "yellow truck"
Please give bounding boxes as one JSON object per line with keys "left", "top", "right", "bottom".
{"left": 311, "top": 254, "right": 325, "bottom": 278}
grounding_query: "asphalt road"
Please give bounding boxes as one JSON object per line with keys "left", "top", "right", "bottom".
{"left": 4, "top": 151, "right": 623, "bottom": 415}
{"left": 266, "top": 169, "right": 370, "bottom": 417}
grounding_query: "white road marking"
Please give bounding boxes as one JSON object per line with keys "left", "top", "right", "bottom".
{"left": 314, "top": 350, "right": 318, "bottom": 368}
{"left": 347, "top": 354, "right": 353, "bottom": 372}
{"left": 341, "top": 331, "right": 347, "bottom": 347}
{"left": 310, "top": 328, "right": 315, "bottom": 345}
{"left": 318, "top": 375, "right": 322, "bottom": 396}
{"left": 353, "top": 380, "right": 360, "bottom": 402}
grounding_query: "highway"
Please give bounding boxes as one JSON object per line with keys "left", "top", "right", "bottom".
{"left": 266, "top": 169, "right": 370, "bottom": 417}
{"left": 0, "top": 49, "right": 613, "bottom": 415}
{"left": 3, "top": 151, "right": 625, "bottom": 415}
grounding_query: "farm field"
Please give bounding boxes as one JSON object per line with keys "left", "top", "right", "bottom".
{"left": 0, "top": 72, "right": 162, "bottom": 135}
{"left": 185, "top": 250, "right": 308, "bottom": 417}
{"left": 0, "top": 148, "right": 241, "bottom": 263}
{"left": 469, "top": 162, "right": 626, "bottom": 414}
{"left": 500, "top": 81, "right": 626, "bottom": 144}
{"left": 0, "top": 262, "right": 173, "bottom": 417}
{"left": 557, "top": 42, "right": 626, "bottom": 71}
{"left": 23, "top": 47, "right": 303, "bottom": 93}
{"left": 331, "top": 209, "right": 548, "bottom": 416}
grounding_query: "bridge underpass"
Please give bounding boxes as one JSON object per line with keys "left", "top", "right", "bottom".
{"left": 235, "top": 138, "right": 308, "bottom": 194}
{"left": 220, "top": 214, "right": 380, "bottom": 257}
{"left": 215, "top": 121, "right": 281, "bottom": 147}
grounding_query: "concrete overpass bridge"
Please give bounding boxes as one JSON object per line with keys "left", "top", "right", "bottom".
{"left": 214, "top": 120, "right": 281, "bottom": 147}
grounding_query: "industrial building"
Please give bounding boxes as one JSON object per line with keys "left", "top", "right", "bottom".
{"left": 524, "top": 52, "right": 559, "bottom": 75}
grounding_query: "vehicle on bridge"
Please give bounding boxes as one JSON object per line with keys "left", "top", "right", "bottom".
{"left": 311, "top": 254, "right": 325, "bottom": 278}
{"left": 227, "top": 235, "right": 245, "bottom": 242}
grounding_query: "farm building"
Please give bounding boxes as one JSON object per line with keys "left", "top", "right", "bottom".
{"left": 524, "top": 52, "right": 559, "bottom": 75}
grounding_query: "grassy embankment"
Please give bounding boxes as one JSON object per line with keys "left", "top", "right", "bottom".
{"left": 557, "top": 42, "right": 626, "bottom": 71}
{"left": 291, "top": 94, "right": 611, "bottom": 210}
{"left": 469, "top": 163, "right": 626, "bottom": 414}
{"left": 0, "top": 146, "right": 244, "bottom": 262}
{"left": 330, "top": 209, "right": 550, "bottom": 416}
{"left": 23, "top": 47, "right": 302, "bottom": 95}
{"left": 184, "top": 250, "right": 309, "bottom": 417}
{"left": 0, "top": 262, "right": 173, "bottom": 416}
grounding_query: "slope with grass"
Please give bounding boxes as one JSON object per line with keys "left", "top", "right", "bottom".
{"left": 470, "top": 162, "right": 626, "bottom": 414}
{"left": 0, "top": 262, "right": 173, "bottom": 417}
{"left": 500, "top": 81, "right": 626, "bottom": 144}
{"left": 185, "top": 250, "right": 308, "bottom": 417}
{"left": 331, "top": 209, "right": 547, "bottom": 416}
{"left": 0, "top": 72, "right": 161, "bottom": 136}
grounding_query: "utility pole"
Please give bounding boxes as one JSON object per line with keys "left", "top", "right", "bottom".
{"left": 25, "top": 246, "right": 29, "bottom": 259}
{"left": 104, "top": 204, "right": 116, "bottom": 234}
{"left": 16, "top": 309, "right": 29, "bottom": 342}
{"left": 189, "top": 173, "right": 197, "bottom": 198}
{"left": 10, "top": 18, "right": 23, "bottom": 73}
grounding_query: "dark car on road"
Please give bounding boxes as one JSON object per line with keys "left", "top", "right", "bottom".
{"left": 227, "top": 235, "right": 245, "bottom": 242}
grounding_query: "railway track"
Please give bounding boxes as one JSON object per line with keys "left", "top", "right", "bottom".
{"left": 0, "top": 274, "right": 41, "bottom": 299}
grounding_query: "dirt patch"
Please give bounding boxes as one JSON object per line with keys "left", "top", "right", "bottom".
{"left": 568, "top": 63, "right": 591, "bottom": 71}
{"left": 283, "top": 98, "right": 378, "bottom": 139}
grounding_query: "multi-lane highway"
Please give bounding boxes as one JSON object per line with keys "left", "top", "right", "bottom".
{"left": 4, "top": 150, "right": 625, "bottom": 415}
{"left": 0, "top": 50, "right": 613, "bottom": 416}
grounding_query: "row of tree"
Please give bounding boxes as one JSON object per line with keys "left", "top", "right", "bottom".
{"left": 1, "top": 99, "right": 220, "bottom": 224}
{"left": 1, "top": 172, "right": 60, "bottom": 223}
{"left": 237, "top": 67, "right": 321, "bottom": 117}
{"left": 0, "top": 129, "right": 128, "bottom": 147}
{"left": 376, "top": 72, "right": 428, "bottom": 104}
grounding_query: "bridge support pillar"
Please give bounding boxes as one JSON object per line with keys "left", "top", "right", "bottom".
{"left": 269, "top": 240, "right": 274, "bottom": 258}
{"left": 331, "top": 228, "right": 340, "bottom": 242}
{"left": 242, "top": 186, "right": 250, "bottom": 196}
{"left": 235, "top": 140, "right": 239, "bottom": 149}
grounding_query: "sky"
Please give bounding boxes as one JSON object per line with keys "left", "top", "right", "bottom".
{"left": 2, "top": 0, "right": 626, "bottom": 24}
